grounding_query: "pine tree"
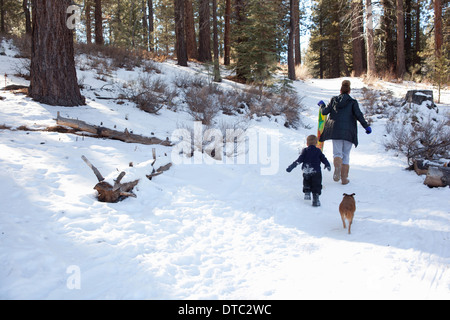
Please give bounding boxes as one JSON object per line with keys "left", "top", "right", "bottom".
{"left": 0, "top": 0, "right": 23, "bottom": 34}
{"left": 154, "top": 0, "right": 174, "bottom": 55}
{"left": 233, "top": 0, "right": 280, "bottom": 84}
{"left": 307, "top": 0, "right": 350, "bottom": 78}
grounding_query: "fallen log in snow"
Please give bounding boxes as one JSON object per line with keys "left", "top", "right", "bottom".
{"left": 56, "top": 112, "right": 171, "bottom": 146}
{"left": 424, "top": 166, "right": 450, "bottom": 188}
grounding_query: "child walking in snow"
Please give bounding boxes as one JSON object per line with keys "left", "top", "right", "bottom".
{"left": 286, "top": 135, "right": 331, "bottom": 207}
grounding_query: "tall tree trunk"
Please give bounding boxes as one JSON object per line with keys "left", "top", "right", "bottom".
{"left": 185, "top": 0, "right": 197, "bottom": 60}
{"left": 86, "top": 0, "right": 92, "bottom": 44}
{"left": 23, "top": 0, "right": 32, "bottom": 35}
{"left": 142, "top": 0, "right": 148, "bottom": 50}
{"left": 224, "top": 0, "right": 231, "bottom": 65}
{"left": 365, "top": 0, "right": 376, "bottom": 76}
{"left": 212, "top": 0, "right": 221, "bottom": 82}
{"left": 396, "top": 0, "right": 406, "bottom": 78}
{"left": 0, "top": 0, "right": 5, "bottom": 33}
{"left": 30, "top": 0, "right": 85, "bottom": 106}
{"left": 405, "top": 0, "right": 412, "bottom": 70}
{"left": 288, "top": 0, "right": 296, "bottom": 80}
{"left": 319, "top": 14, "right": 324, "bottom": 79}
{"left": 294, "top": 0, "right": 301, "bottom": 66}
{"left": 95, "top": 0, "right": 104, "bottom": 45}
{"left": 234, "top": 0, "right": 247, "bottom": 81}
{"left": 112, "top": 0, "right": 122, "bottom": 46}
{"left": 174, "top": 0, "right": 188, "bottom": 66}
{"left": 130, "top": 0, "right": 137, "bottom": 48}
{"left": 148, "top": 0, "right": 154, "bottom": 52}
{"left": 434, "top": 0, "right": 443, "bottom": 57}
{"left": 382, "top": 0, "right": 395, "bottom": 74}
{"left": 330, "top": 2, "right": 340, "bottom": 78}
{"left": 338, "top": 21, "right": 350, "bottom": 76}
{"left": 351, "top": 0, "right": 364, "bottom": 77}
{"left": 198, "top": 0, "right": 211, "bottom": 62}
{"left": 414, "top": 0, "right": 421, "bottom": 67}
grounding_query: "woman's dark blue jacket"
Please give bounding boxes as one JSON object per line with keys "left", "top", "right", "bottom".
{"left": 319, "top": 94, "right": 370, "bottom": 147}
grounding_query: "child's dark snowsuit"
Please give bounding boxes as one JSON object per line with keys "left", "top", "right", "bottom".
{"left": 287, "top": 145, "right": 331, "bottom": 206}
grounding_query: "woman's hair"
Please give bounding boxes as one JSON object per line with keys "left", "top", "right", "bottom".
{"left": 307, "top": 135, "right": 318, "bottom": 146}
{"left": 341, "top": 80, "right": 351, "bottom": 94}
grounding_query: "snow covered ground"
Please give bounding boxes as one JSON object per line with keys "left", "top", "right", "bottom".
{"left": 0, "top": 39, "right": 449, "bottom": 300}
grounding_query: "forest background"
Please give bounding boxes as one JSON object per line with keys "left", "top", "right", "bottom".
{"left": 0, "top": 0, "right": 448, "bottom": 94}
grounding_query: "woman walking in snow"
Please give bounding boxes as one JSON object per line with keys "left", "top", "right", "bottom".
{"left": 318, "top": 80, "right": 372, "bottom": 185}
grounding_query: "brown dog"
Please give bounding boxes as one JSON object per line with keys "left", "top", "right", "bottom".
{"left": 339, "top": 193, "right": 356, "bottom": 234}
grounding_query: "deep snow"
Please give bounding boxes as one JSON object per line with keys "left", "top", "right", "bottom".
{"left": 0, "top": 39, "right": 449, "bottom": 300}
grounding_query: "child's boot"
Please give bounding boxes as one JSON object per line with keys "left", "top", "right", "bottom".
{"left": 312, "top": 194, "right": 321, "bottom": 207}
{"left": 304, "top": 192, "right": 311, "bottom": 200}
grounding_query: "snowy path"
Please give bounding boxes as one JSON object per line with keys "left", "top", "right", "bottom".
{"left": 0, "top": 53, "right": 449, "bottom": 299}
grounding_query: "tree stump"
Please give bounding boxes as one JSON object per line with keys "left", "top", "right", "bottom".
{"left": 403, "top": 90, "right": 437, "bottom": 110}
{"left": 82, "top": 156, "right": 139, "bottom": 202}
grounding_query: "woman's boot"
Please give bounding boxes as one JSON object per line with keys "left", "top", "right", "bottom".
{"left": 333, "top": 157, "right": 343, "bottom": 182}
{"left": 341, "top": 164, "right": 350, "bottom": 185}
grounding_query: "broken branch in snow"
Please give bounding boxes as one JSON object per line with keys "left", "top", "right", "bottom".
{"left": 82, "top": 155, "right": 139, "bottom": 203}
{"left": 56, "top": 112, "right": 171, "bottom": 146}
{"left": 147, "top": 162, "right": 172, "bottom": 180}
{"left": 81, "top": 155, "right": 105, "bottom": 182}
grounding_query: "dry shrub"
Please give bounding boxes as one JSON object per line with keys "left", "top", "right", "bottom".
{"left": 359, "top": 87, "right": 402, "bottom": 123}
{"left": 385, "top": 115, "right": 450, "bottom": 166}
{"left": 13, "top": 58, "right": 30, "bottom": 80}
{"left": 295, "top": 64, "right": 312, "bottom": 81}
{"left": 275, "top": 93, "right": 305, "bottom": 128}
{"left": 10, "top": 35, "right": 31, "bottom": 59}
{"left": 121, "top": 74, "right": 174, "bottom": 114}
{"left": 238, "top": 85, "right": 305, "bottom": 129}
{"left": 174, "top": 120, "right": 249, "bottom": 161}
{"left": 174, "top": 74, "right": 207, "bottom": 89}
{"left": 75, "top": 43, "right": 148, "bottom": 71}
{"left": 185, "top": 85, "right": 220, "bottom": 125}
